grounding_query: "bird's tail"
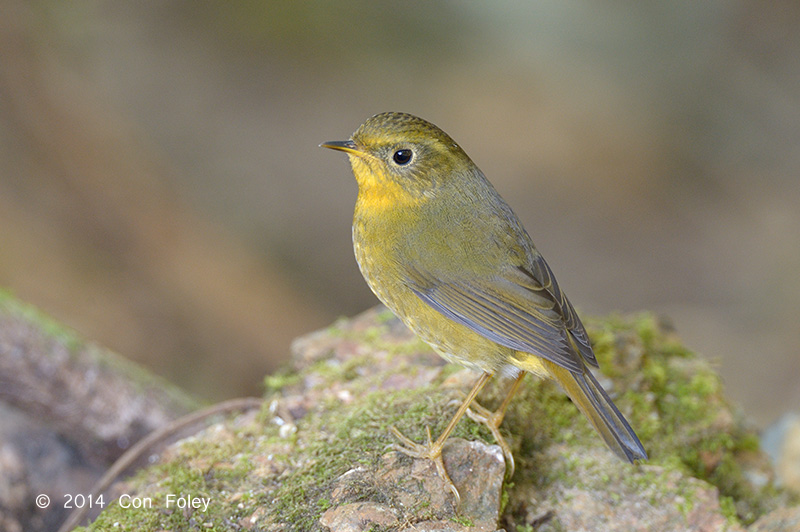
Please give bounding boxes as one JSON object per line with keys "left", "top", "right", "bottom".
{"left": 550, "top": 362, "right": 647, "bottom": 462}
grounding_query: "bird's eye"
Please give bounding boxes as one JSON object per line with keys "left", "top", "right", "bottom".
{"left": 392, "top": 149, "right": 413, "bottom": 165}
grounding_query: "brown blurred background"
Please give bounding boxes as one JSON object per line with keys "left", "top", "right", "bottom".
{"left": 1, "top": 1, "right": 798, "bottom": 428}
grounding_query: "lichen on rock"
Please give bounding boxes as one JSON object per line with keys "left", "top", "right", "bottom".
{"left": 80, "top": 307, "right": 793, "bottom": 531}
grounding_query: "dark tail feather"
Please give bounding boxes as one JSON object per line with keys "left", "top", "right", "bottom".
{"left": 559, "top": 365, "right": 647, "bottom": 462}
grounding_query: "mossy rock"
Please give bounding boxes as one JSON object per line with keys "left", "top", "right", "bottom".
{"left": 79, "top": 308, "right": 791, "bottom": 531}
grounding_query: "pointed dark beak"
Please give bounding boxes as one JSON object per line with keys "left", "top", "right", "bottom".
{"left": 320, "top": 139, "right": 361, "bottom": 155}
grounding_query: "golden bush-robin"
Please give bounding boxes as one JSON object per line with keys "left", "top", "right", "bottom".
{"left": 322, "top": 112, "right": 646, "bottom": 500}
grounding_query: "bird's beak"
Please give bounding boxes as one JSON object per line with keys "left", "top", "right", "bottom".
{"left": 320, "top": 139, "right": 362, "bottom": 156}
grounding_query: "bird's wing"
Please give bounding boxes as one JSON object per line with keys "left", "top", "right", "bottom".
{"left": 514, "top": 254, "right": 597, "bottom": 367}
{"left": 406, "top": 254, "right": 596, "bottom": 374}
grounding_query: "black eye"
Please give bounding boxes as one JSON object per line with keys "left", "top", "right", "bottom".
{"left": 392, "top": 149, "right": 413, "bottom": 165}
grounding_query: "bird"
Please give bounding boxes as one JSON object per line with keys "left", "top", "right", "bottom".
{"left": 321, "top": 112, "right": 646, "bottom": 501}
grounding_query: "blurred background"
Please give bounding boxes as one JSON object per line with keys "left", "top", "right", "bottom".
{"left": 1, "top": 1, "right": 798, "bottom": 428}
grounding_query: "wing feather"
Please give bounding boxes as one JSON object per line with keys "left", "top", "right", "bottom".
{"left": 409, "top": 271, "right": 585, "bottom": 373}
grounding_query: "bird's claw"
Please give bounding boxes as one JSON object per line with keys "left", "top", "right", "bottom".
{"left": 466, "top": 403, "right": 515, "bottom": 477}
{"left": 389, "top": 425, "right": 461, "bottom": 505}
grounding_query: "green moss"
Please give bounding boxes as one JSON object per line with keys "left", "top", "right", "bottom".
{"left": 80, "top": 310, "right": 785, "bottom": 530}
{"left": 325, "top": 316, "right": 350, "bottom": 336}
{"left": 493, "top": 312, "right": 783, "bottom": 528}
{"left": 85, "top": 465, "right": 213, "bottom": 530}
{"left": 82, "top": 420, "right": 263, "bottom": 531}
{"left": 375, "top": 307, "right": 397, "bottom": 323}
{"left": 265, "top": 384, "right": 490, "bottom": 528}
{"left": 264, "top": 366, "right": 302, "bottom": 393}
{"left": 450, "top": 515, "right": 473, "bottom": 526}
{"left": 0, "top": 287, "right": 83, "bottom": 352}
{"left": 0, "top": 288, "right": 199, "bottom": 413}
{"left": 327, "top": 313, "right": 430, "bottom": 358}
{"left": 584, "top": 313, "right": 781, "bottom": 525}
{"left": 301, "top": 353, "right": 371, "bottom": 387}
{"left": 719, "top": 495, "right": 739, "bottom": 524}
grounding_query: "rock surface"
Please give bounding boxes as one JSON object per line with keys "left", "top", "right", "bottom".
{"left": 762, "top": 412, "right": 800, "bottom": 496}
{"left": 76, "top": 307, "right": 793, "bottom": 531}
{"left": 0, "top": 290, "right": 197, "bottom": 532}
{"left": 748, "top": 505, "right": 800, "bottom": 532}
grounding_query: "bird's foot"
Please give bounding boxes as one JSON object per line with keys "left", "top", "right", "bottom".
{"left": 466, "top": 402, "right": 515, "bottom": 477}
{"left": 389, "top": 425, "right": 460, "bottom": 504}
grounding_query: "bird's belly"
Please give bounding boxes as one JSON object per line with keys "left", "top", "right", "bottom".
{"left": 353, "top": 232, "right": 512, "bottom": 375}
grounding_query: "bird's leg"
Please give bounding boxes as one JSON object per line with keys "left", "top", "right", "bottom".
{"left": 466, "top": 371, "right": 525, "bottom": 477}
{"left": 389, "top": 371, "right": 492, "bottom": 504}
